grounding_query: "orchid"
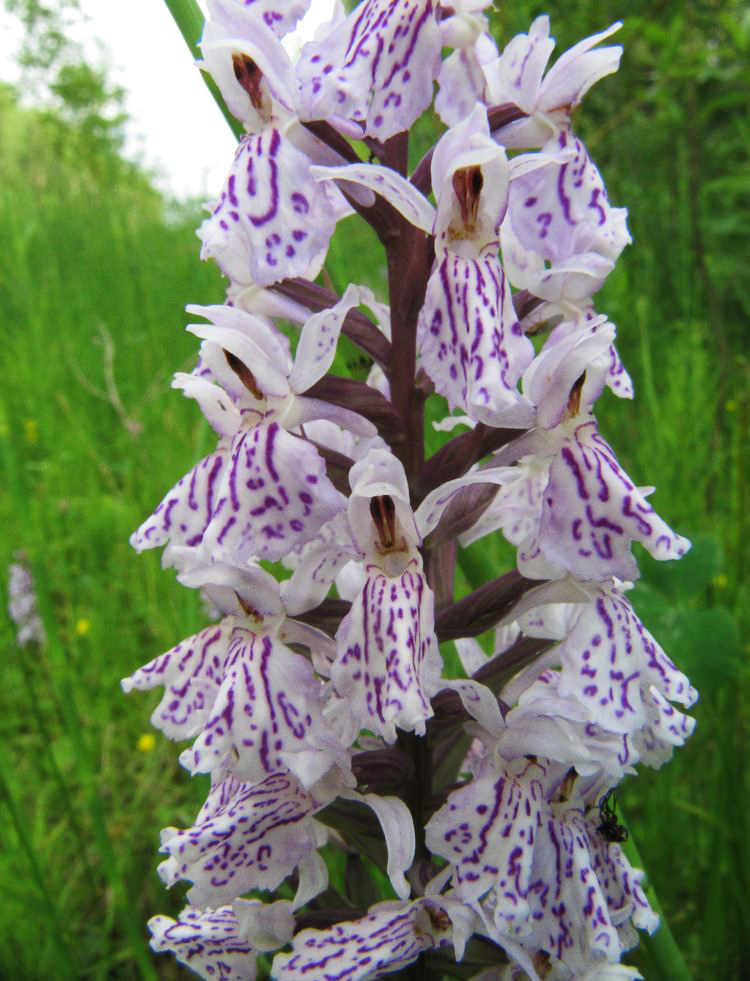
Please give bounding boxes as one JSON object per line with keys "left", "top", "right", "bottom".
{"left": 125, "top": 3, "right": 696, "bottom": 979}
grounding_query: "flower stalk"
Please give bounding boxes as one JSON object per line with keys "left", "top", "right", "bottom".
{"left": 127, "top": 3, "right": 697, "bottom": 979}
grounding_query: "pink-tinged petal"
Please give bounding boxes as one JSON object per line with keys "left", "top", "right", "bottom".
{"left": 159, "top": 771, "right": 319, "bottom": 906}
{"left": 233, "top": 899, "right": 296, "bottom": 952}
{"left": 606, "top": 341, "right": 634, "bottom": 400}
{"left": 311, "top": 163, "right": 436, "bottom": 235}
{"left": 535, "top": 420, "right": 690, "bottom": 582}
{"left": 292, "top": 851, "right": 330, "bottom": 911}
{"left": 122, "top": 623, "right": 232, "bottom": 740}
{"left": 526, "top": 802, "right": 622, "bottom": 970}
{"left": 200, "top": 130, "right": 336, "bottom": 287}
{"left": 333, "top": 557, "right": 442, "bottom": 742}
{"left": 130, "top": 447, "right": 229, "bottom": 554}
{"left": 226, "top": 0, "right": 311, "bottom": 40}
{"left": 418, "top": 252, "right": 534, "bottom": 426}
{"left": 148, "top": 905, "right": 259, "bottom": 981}
{"left": 426, "top": 757, "right": 545, "bottom": 929}
{"left": 180, "top": 625, "right": 332, "bottom": 784}
{"left": 639, "top": 686, "right": 696, "bottom": 756}
{"left": 454, "top": 636, "right": 490, "bottom": 675}
{"left": 485, "top": 15, "right": 555, "bottom": 113}
{"left": 507, "top": 131, "right": 630, "bottom": 266}
{"left": 296, "top": 0, "right": 442, "bottom": 140}
{"left": 440, "top": 678, "right": 505, "bottom": 736}
{"left": 288, "top": 285, "right": 364, "bottom": 393}
{"left": 202, "top": 419, "right": 344, "bottom": 564}
{"left": 292, "top": 395, "right": 378, "bottom": 437}
{"left": 501, "top": 677, "right": 638, "bottom": 781}
{"left": 538, "top": 22, "right": 622, "bottom": 113}
{"left": 271, "top": 899, "right": 454, "bottom": 981}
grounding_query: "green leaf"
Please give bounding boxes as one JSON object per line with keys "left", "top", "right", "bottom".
{"left": 666, "top": 607, "right": 742, "bottom": 692}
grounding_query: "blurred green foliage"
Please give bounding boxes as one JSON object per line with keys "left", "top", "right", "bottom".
{"left": 0, "top": 1, "right": 748, "bottom": 979}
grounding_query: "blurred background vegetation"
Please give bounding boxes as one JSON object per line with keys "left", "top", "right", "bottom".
{"left": 0, "top": 0, "right": 747, "bottom": 978}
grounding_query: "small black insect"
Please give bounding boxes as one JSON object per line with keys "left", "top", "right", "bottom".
{"left": 345, "top": 353, "right": 373, "bottom": 380}
{"left": 597, "top": 788, "right": 629, "bottom": 843}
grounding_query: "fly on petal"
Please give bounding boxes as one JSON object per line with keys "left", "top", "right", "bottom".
{"left": 525, "top": 800, "right": 623, "bottom": 970}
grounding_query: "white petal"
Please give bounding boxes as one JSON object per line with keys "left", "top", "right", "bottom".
{"left": 343, "top": 789, "right": 415, "bottom": 900}
{"left": 415, "top": 465, "right": 516, "bottom": 539}
{"left": 289, "top": 284, "right": 363, "bottom": 393}
{"left": 149, "top": 905, "right": 258, "bottom": 981}
{"left": 311, "top": 162, "right": 436, "bottom": 234}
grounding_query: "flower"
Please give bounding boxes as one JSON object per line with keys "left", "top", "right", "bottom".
{"left": 126, "top": 6, "right": 695, "bottom": 979}
{"left": 7, "top": 553, "right": 45, "bottom": 648}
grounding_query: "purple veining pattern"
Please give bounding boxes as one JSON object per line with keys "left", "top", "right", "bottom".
{"left": 418, "top": 252, "right": 534, "bottom": 425}
{"left": 525, "top": 802, "right": 623, "bottom": 972}
{"left": 241, "top": 0, "right": 311, "bottom": 38}
{"left": 556, "top": 588, "right": 697, "bottom": 735}
{"left": 201, "top": 418, "right": 343, "bottom": 565}
{"left": 501, "top": 672, "right": 639, "bottom": 780}
{"left": 605, "top": 337, "right": 633, "bottom": 400}
{"left": 635, "top": 687, "right": 696, "bottom": 767}
{"left": 200, "top": 131, "right": 336, "bottom": 287}
{"left": 148, "top": 905, "right": 258, "bottom": 981}
{"left": 159, "top": 771, "right": 318, "bottom": 906}
{"left": 425, "top": 758, "right": 545, "bottom": 934}
{"left": 179, "top": 626, "right": 329, "bottom": 784}
{"left": 121, "top": 623, "right": 232, "bottom": 741}
{"left": 507, "top": 131, "right": 629, "bottom": 266}
{"left": 272, "top": 901, "right": 452, "bottom": 981}
{"left": 588, "top": 817, "right": 658, "bottom": 938}
{"left": 296, "top": 0, "right": 442, "bottom": 140}
{"left": 332, "top": 557, "right": 442, "bottom": 743}
{"left": 533, "top": 420, "right": 689, "bottom": 582}
{"left": 130, "top": 448, "right": 228, "bottom": 554}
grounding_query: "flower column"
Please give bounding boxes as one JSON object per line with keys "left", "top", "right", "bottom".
{"left": 125, "top": 3, "right": 696, "bottom": 980}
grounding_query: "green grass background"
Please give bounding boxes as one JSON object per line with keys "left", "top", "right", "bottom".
{"left": 0, "top": 1, "right": 748, "bottom": 978}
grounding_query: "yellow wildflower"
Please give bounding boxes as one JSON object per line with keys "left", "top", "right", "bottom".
{"left": 137, "top": 733, "right": 156, "bottom": 753}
